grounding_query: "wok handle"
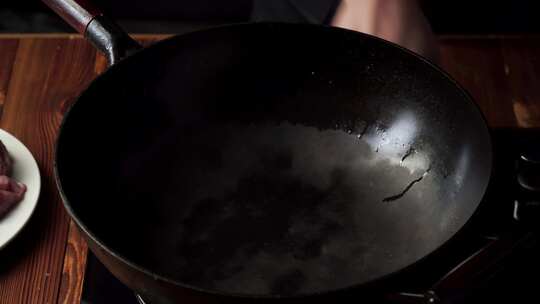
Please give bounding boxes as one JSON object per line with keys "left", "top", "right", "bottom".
{"left": 41, "top": 0, "right": 101, "bottom": 34}
{"left": 42, "top": 0, "right": 142, "bottom": 66}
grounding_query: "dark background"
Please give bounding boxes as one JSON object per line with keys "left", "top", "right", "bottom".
{"left": 1, "top": 1, "right": 540, "bottom": 34}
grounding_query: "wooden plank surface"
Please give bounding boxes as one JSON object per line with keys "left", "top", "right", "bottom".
{"left": 501, "top": 39, "right": 540, "bottom": 127}
{"left": 57, "top": 222, "right": 88, "bottom": 304}
{"left": 0, "top": 38, "right": 97, "bottom": 304}
{"left": 0, "top": 40, "right": 19, "bottom": 119}
{"left": 439, "top": 38, "right": 516, "bottom": 127}
{"left": 0, "top": 35, "right": 538, "bottom": 304}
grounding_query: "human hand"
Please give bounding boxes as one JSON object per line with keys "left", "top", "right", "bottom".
{"left": 332, "top": 0, "right": 439, "bottom": 62}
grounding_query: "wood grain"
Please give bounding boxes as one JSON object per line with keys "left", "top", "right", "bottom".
{"left": 500, "top": 39, "right": 540, "bottom": 127}
{"left": 0, "top": 37, "right": 96, "bottom": 304}
{"left": 439, "top": 38, "right": 516, "bottom": 127}
{"left": 0, "top": 40, "right": 19, "bottom": 118}
{"left": 57, "top": 221, "right": 88, "bottom": 304}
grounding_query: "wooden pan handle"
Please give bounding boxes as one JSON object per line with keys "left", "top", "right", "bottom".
{"left": 42, "top": 0, "right": 102, "bottom": 34}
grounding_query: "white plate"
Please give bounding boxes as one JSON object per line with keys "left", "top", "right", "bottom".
{"left": 0, "top": 129, "right": 41, "bottom": 249}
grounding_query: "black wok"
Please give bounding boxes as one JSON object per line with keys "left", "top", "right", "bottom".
{"left": 45, "top": 0, "right": 492, "bottom": 302}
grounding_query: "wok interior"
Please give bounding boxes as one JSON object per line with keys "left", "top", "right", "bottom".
{"left": 56, "top": 24, "right": 491, "bottom": 296}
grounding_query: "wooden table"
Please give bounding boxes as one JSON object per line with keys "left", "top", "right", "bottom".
{"left": 0, "top": 34, "right": 539, "bottom": 304}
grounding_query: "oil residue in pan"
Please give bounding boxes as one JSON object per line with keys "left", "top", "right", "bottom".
{"left": 118, "top": 120, "right": 444, "bottom": 296}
